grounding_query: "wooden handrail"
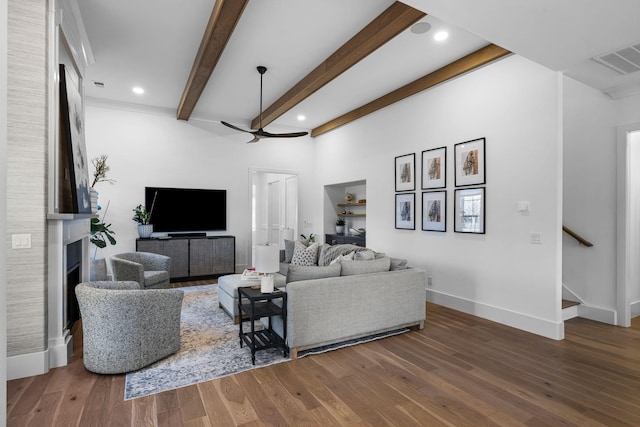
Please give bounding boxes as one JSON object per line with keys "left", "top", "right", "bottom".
{"left": 563, "top": 226, "right": 593, "bottom": 247}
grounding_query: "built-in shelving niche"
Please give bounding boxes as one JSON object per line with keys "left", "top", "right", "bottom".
{"left": 323, "top": 180, "right": 366, "bottom": 241}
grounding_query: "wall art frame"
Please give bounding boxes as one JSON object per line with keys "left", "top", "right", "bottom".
{"left": 395, "top": 153, "right": 415, "bottom": 192}
{"left": 422, "top": 191, "right": 446, "bottom": 232}
{"left": 395, "top": 193, "right": 415, "bottom": 230}
{"left": 59, "top": 64, "right": 91, "bottom": 214}
{"left": 421, "top": 147, "right": 446, "bottom": 189}
{"left": 454, "top": 187, "right": 485, "bottom": 234}
{"left": 454, "top": 137, "right": 485, "bottom": 187}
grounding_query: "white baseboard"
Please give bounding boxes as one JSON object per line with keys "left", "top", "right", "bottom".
{"left": 631, "top": 301, "right": 640, "bottom": 317}
{"left": 7, "top": 350, "right": 49, "bottom": 380}
{"left": 426, "top": 289, "right": 564, "bottom": 340}
{"left": 577, "top": 303, "right": 617, "bottom": 325}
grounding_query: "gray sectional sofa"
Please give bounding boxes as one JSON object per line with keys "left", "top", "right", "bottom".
{"left": 269, "top": 242, "right": 427, "bottom": 357}
{"left": 271, "top": 267, "right": 426, "bottom": 358}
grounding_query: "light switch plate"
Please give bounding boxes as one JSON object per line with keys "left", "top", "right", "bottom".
{"left": 12, "top": 234, "right": 32, "bottom": 249}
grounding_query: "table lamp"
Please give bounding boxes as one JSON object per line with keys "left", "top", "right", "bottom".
{"left": 255, "top": 243, "right": 279, "bottom": 293}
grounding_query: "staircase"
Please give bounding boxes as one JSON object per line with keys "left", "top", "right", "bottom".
{"left": 562, "top": 299, "right": 580, "bottom": 321}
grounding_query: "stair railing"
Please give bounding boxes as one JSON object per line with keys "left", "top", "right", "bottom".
{"left": 562, "top": 226, "right": 593, "bottom": 247}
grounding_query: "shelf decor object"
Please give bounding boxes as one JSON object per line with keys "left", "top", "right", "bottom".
{"left": 254, "top": 243, "right": 279, "bottom": 293}
{"left": 454, "top": 137, "right": 485, "bottom": 187}
{"left": 422, "top": 191, "right": 446, "bottom": 232}
{"left": 422, "top": 147, "right": 446, "bottom": 189}
{"left": 454, "top": 187, "right": 485, "bottom": 234}
{"left": 395, "top": 193, "right": 415, "bottom": 230}
{"left": 395, "top": 153, "right": 416, "bottom": 192}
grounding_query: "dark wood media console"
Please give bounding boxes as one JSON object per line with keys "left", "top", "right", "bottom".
{"left": 136, "top": 235, "right": 235, "bottom": 281}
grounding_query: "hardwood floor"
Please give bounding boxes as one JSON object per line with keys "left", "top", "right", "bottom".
{"left": 7, "top": 283, "right": 640, "bottom": 426}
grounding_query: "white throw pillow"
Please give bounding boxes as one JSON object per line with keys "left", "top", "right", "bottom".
{"left": 329, "top": 251, "right": 355, "bottom": 265}
{"left": 291, "top": 241, "right": 319, "bottom": 266}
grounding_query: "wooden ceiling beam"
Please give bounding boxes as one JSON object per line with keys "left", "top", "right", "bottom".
{"left": 311, "top": 44, "right": 512, "bottom": 137}
{"left": 176, "top": 0, "right": 249, "bottom": 121}
{"left": 250, "top": 1, "right": 425, "bottom": 130}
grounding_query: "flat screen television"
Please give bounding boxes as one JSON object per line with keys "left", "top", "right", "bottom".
{"left": 145, "top": 186, "right": 227, "bottom": 233}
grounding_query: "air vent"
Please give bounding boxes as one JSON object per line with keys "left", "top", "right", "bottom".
{"left": 593, "top": 43, "right": 640, "bottom": 75}
{"left": 92, "top": 81, "right": 105, "bottom": 88}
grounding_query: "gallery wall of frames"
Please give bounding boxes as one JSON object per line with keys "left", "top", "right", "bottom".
{"left": 394, "top": 137, "right": 486, "bottom": 234}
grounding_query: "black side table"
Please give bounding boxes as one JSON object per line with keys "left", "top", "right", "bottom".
{"left": 237, "top": 286, "right": 287, "bottom": 364}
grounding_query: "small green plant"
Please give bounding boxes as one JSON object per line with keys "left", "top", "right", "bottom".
{"left": 90, "top": 217, "right": 116, "bottom": 248}
{"left": 300, "top": 233, "right": 316, "bottom": 242}
{"left": 336, "top": 219, "right": 345, "bottom": 226}
{"left": 132, "top": 204, "right": 151, "bottom": 224}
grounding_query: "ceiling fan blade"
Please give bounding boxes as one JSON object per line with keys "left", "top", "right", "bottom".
{"left": 246, "top": 136, "right": 260, "bottom": 143}
{"left": 221, "top": 121, "right": 252, "bottom": 134}
{"left": 258, "top": 130, "right": 309, "bottom": 138}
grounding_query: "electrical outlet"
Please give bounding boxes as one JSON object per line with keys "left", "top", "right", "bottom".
{"left": 530, "top": 232, "right": 543, "bottom": 244}
{"left": 12, "top": 234, "right": 32, "bottom": 249}
{"left": 427, "top": 276, "right": 433, "bottom": 286}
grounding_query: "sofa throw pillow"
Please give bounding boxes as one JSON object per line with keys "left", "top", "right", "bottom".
{"left": 291, "top": 241, "right": 319, "bottom": 266}
{"left": 286, "top": 263, "right": 341, "bottom": 283}
{"left": 329, "top": 251, "right": 354, "bottom": 265}
{"left": 353, "top": 249, "right": 375, "bottom": 261}
{"left": 389, "top": 257, "right": 408, "bottom": 270}
{"left": 284, "top": 239, "right": 299, "bottom": 263}
{"left": 339, "top": 256, "right": 391, "bottom": 276}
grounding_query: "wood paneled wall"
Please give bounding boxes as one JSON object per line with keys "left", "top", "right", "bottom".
{"left": 7, "top": 0, "right": 48, "bottom": 356}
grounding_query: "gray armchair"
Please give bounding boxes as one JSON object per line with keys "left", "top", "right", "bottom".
{"left": 110, "top": 252, "right": 171, "bottom": 289}
{"left": 75, "top": 281, "right": 184, "bottom": 374}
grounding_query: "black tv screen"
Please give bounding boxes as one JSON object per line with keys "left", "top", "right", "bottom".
{"left": 145, "top": 187, "right": 227, "bottom": 233}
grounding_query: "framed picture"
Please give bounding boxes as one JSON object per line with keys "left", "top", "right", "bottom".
{"left": 395, "top": 193, "right": 415, "bottom": 230}
{"left": 454, "top": 137, "right": 485, "bottom": 187}
{"left": 454, "top": 187, "right": 485, "bottom": 234}
{"left": 421, "top": 147, "right": 446, "bottom": 189}
{"left": 395, "top": 153, "right": 415, "bottom": 192}
{"left": 59, "top": 64, "right": 91, "bottom": 214}
{"left": 422, "top": 191, "right": 446, "bottom": 232}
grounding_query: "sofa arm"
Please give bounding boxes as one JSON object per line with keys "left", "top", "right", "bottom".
{"left": 110, "top": 257, "right": 144, "bottom": 285}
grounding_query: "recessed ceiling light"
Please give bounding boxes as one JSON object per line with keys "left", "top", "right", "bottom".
{"left": 132, "top": 86, "right": 144, "bottom": 94}
{"left": 297, "top": 114, "right": 306, "bottom": 121}
{"left": 434, "top": 31, "right": 449, "bottom": 42}
{"left": 410, "top": 22, "right": 431, "bottom": 35}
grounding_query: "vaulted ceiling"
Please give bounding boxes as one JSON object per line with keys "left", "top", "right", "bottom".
{"left": 78, "top": 0, "right": 640, "bottom": 139}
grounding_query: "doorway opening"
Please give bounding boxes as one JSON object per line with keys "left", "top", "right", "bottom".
{"left": 250, "top": 169, "right": 298, "bottom": 267}
{"left": 617, "top": 125, "right": 640, "bottom": 326}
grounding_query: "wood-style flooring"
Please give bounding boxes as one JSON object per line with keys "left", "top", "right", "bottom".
{"left": 7, "top": 281, "right": 640, "bottom": 426}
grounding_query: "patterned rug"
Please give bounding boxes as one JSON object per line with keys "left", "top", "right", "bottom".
{"left": 124, "top": 284, "right": 408, "bottom": 400}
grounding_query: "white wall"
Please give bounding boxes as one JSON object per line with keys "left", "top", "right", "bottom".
{"left": 313, "top": 55, "right": 564, "bottom": 339}
{"left": 84, "top": 101, "right": 316, "bottom": 272}
{"left": 563, "top": 77, "right": 640, "bottom": 322}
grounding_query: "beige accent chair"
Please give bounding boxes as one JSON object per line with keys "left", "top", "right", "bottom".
{"left": 110, "top": 252, "right": 171, "bottom": 289}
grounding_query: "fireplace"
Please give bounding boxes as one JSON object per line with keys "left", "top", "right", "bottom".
{"left": 66, "top": 239, "right": 82, "bottom": 329}
{"left": 47, "top": 216, "right": 91, "bottom": 369}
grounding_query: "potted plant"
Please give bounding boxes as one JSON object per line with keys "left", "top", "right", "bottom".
{"left": 133, "top": 204, "right": 153, "bottom": 238}
{"left": 90, "top": 216, "right": 116, "bottom": 280}
{"left": 335, "top": 218, "right": 345, "bottom": 234}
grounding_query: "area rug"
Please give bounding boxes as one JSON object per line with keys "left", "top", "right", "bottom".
{"left": 124, "top": 284, "right": 408, "bottom": 400}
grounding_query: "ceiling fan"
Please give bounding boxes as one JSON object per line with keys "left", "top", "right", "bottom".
{"left": 222, "top": 66, "right": 308, "bottom": 143}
